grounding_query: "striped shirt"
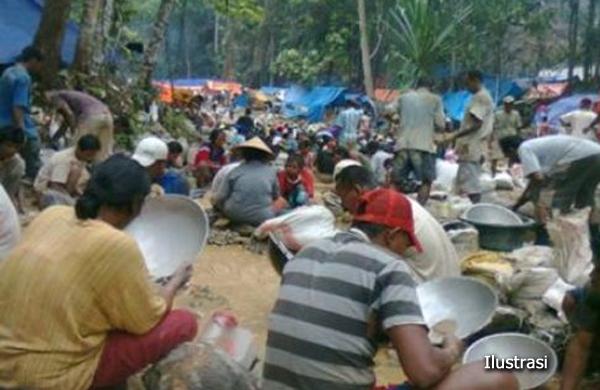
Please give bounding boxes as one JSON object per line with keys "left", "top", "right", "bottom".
{"left": 263, "top": 229, "right": 425, "bottom": 390}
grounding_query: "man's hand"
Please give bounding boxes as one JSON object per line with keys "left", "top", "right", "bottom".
{"left": 535, "top": 204, "right": 550, "bottom": 223}
{"left": 171, "top": 263, "right": 193, "bottom": 291}
{"left": 435, "top": 133, "right": 456, "bottom": 145}
{"left": 442, "top": 334, "right": 464, "bottom": 364}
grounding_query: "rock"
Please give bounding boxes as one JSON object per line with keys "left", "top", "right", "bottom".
{"left": 143, "top": 342, "right": 259, "bottom": 390}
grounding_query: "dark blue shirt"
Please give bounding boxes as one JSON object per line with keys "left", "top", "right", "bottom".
{"left": 0, "top": 64, "right": 36, "bottom": 138}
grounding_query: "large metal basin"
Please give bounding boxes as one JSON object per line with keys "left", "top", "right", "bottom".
{"left": 126, "top": 195, "right": 209, "bottom": 278}
{"left": 463, "top": 333, "right": 558, "bottom": 389}
{"left": 417, "top": 277, "right": 497, "bottom": 339}
{"left": 461, "top": 204, "right": 537, "bottom": 251}
{"left": 462, "top": 203, "right": 522, "bottom": 226}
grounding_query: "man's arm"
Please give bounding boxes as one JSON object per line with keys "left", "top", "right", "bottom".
{"left": 560, "top": 330, "right": 594, "bottom": 390}
{"left": 12, "top": 107, "right": 25, "bottom": 129}
{"left": 388, "top": 324, "right": 462, "bottom": 388}
{"left": 64, "top": 163, "right": 84, "bottom": 195}
{"left": 11, "top": 76, "right": 29, "bottom": 129}
{"left": 513, "top": 173, "right": 544, "bottom": 211}
{"left": 55, "top": 101, "right": 77, "bottom": 131}
{"left": 452, "top": 114, "right": 483, "bottom": 140}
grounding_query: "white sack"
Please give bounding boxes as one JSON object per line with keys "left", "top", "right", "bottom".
{"left": 547, "top": 207, "right": 594, "bottom": 286}
{"left": 256, "top": 206, "right": 338, "bottom": 252}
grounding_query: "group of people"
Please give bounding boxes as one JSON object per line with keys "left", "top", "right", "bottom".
{"left": 0, "top": 42, "right": 600, "bottom": 390}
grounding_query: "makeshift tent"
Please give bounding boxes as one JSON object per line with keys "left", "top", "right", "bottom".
{"left": 533, "top": 93, "right": 597, "bottom": 128}
{"left": 374, "top": 89, "right": 400, "bottom": 103}
{"left": 205, "top": 80, "right": 242, "bottom": 95}
{"left": 282, "top": 86, "right": 346, "bottom": 123}
{"left": 524, "top": 82, "right": 569, "bottom": 101}
{"left": 0, "top": 0, "right": 79, "bottom": 64}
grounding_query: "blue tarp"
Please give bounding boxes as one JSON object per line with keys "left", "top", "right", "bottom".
{"left": 442, "top": 91, "right": 473, "bottom": 122}
{"left": 171, "top": 79, "right": 208, "bottom": 87}
{"left": 233, "top": 93, "right": 250, "bottom": 108}
{"left": 442, "top": 77, "right": 526, "bottom": 122}
{"left": 282, "top": 86, "right": 346, "bottom": 123}
{"left": 0, "top": 0, "right": 79, "bottom": 64}
{"left": 533, "top": 93, "right": 597, "bottom": 128}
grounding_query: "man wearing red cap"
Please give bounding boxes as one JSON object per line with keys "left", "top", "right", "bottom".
{"left": 263, "top": 188, "right": 516, "bottom": 390}
{"left": 334, "top": 164, "right": 460, "bottom": 282}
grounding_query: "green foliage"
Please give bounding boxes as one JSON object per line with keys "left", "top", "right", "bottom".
{"left": 208, "top": 0, "right": 264, "bottom": 23}
{"left": 387, "top": 0, "right": 472, "bottom": 85}
{"left": 271, "top": 49, "right": 322, "bottom": 85}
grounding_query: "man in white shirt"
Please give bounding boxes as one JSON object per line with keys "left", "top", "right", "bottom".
{"left": 34, "top": 134, "right": 100, "bottom": 208}
{"left": 500, "top": 135, "right": 600, "bottom": 227}
{"left": 335, "top": 164, "right": 461, "bottom": 282}
{"left": 445, "top": 70, "right": 495, "bottom": 203}
{"left": 490, "top": 96, "right": 522, "bottom": 176}
{"left": 335, "top": 100, "right": 362, "bottom": 150}
{"left": 391, "top": 79, "right": 446, "bottom": 205}
{"left": 560, "top": 98, "right": 598, "bottom": 140}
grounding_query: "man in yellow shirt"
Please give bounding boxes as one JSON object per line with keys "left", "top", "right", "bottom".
{"left": 0, "top": 155, "right": 197, "bottom": 389}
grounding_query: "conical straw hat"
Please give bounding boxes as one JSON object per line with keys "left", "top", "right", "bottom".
{"left": 233, "top": 136, "right": 274, "bottom": 156}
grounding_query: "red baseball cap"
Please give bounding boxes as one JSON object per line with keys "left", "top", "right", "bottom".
{"left": 353, "top": 189, "right": 422, "bottom": 252}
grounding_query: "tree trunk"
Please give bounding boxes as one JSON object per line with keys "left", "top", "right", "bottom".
{"left": 73, "top": 0, "right": 103, "bottom": 74}
{"left": 567, "top": 0, "right": 580, "bottom": 83}
{"left": 222, "top": 18, "right": 236, "bottom": 80}
{"left": 584, "top": 0, "right": 597, "bottom": 81}
{"left": 178, "top": 0, "right": 191, "bottom": 78}
{"left": 139, "top": 0, "right": 178, "bottom": 87}
{"left": 357, "top": 0, "right": 374, "bottom": 97}
{"left": 33, "top": 0, "right": 73, "bottom": 89}
{"left": 92, "top": 0, "right": 114, "bottom": 73}
{"left": 214, "top": 12, "right": 220, "bottom": 55}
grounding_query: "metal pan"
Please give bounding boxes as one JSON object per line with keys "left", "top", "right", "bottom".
{"left": 463, "top": 333, "right": 558, "bottom": 389}
{"left": 126, "top": 195, "right": 209, "bottom": 279}
{"left": 417, "top": 276, "right": 498, "bottom": 339}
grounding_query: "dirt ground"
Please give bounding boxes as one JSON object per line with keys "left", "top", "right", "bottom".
{"left": 173, "top": 243, "right": 409, "bottom": 386}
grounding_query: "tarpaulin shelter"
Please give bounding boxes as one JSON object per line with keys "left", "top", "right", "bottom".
{"left": 525, "top": 82, "right": 569, "bottom": 101}
{"left": 282, "top": 86, "right": 346, "bottom": 123}
{"left": 0, "top": 0, "right": 79, "bottom": 64}
{"left": 533, "top": 93, "right": 597, "bottom": 128}
{"left": 205, "top": 80, "right": 242, "bottom": 95}
{"left": 442, "top": 91, "right": 473, "bottom": 122}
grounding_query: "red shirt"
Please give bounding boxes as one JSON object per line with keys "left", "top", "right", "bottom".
{"left": 277, "top": 168, "right": 315, "bottom": 199}
{"left": 194, "top": 143, "right": 227, "bottom": 171}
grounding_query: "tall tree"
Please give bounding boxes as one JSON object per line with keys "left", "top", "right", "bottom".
{"left": 583, "top": 0, "right": 597, "bottom": 81}
{"left": 92, "top": 0, "right": 115, "bottom": 73}
{"left": 73, "top": 0, "right": 103, "bottom": 74}
{"left": 358, "top": 0, "right": 374, "bottom": 97}
{"left": 567, "top": 0, "right": 580, "bottom": 82}
{"left": 33, "top": 0, "right": 73, "bottom": 88}
{"left": 139, "top": 0, "right": 178, "bottom": 87}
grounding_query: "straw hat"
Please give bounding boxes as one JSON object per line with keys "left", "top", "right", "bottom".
{"left": 233, "top": 136, "right": 274, "bottom": 156}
